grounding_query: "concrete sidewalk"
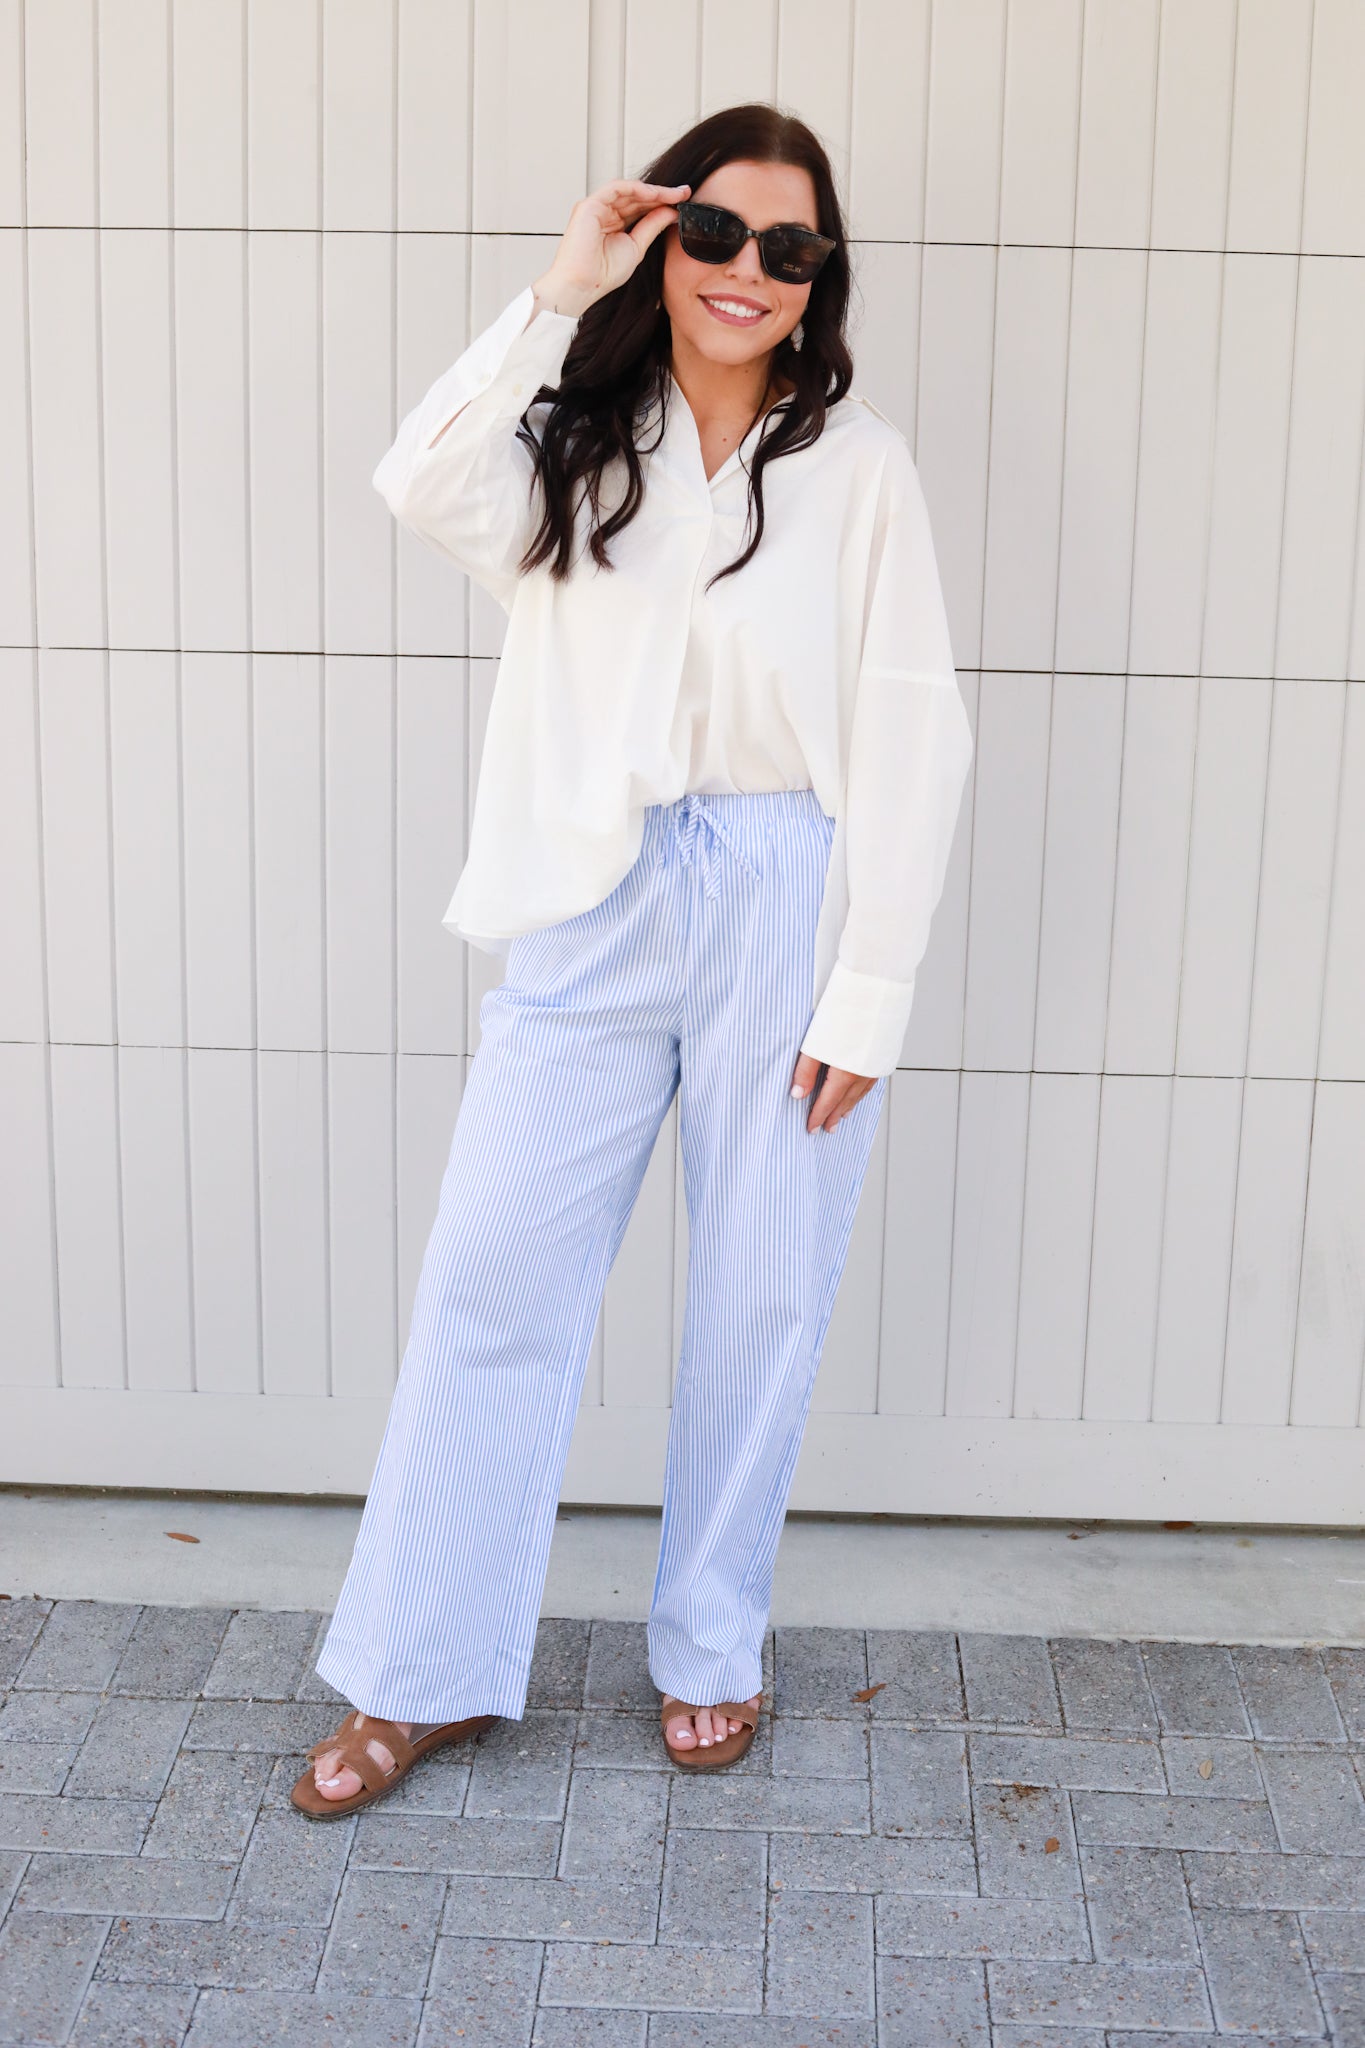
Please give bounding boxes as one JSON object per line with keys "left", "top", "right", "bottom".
{"left": 4, "top": 1487, "right": 1365, "bottom": 1645}
{"left": 1, "top": 1596, "right": 1363, "bottom": 2044}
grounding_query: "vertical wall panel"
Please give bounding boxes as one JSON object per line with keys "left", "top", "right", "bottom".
{"left": 28, "top": 230, "right": 105, "bottom": 647}
{"left": 1054, "top": 249, "right": 1146, "bottom": 675}
{"left": 39, "top": 649, "right": 113, "bottom": 1046}
{"left": 980, "top": 248, "right": 1070, "bottom": 675}
{"left": 0, "top": 649, "right": 45, "bottom": 1042}
{"left": 396, "top": 656, "right": 467, "bottom": 1058}
{"left": 329, "top": 1051, "right": 397, "bottom": 1400}
{"left": 1225, "top": 0, "right": 1312, "bottom": 256}
{"left": 877, "top": 1069, "right": 957, "bottom": 1417}
{"left": 246, "top": 0, "right": 319, "bottom": 231}
{"left": 1301, "top": 0, "right": 1365, "bottom": 258}
{"left": 1291, "top": 1084, "right": 1365, "bottom": 1428}
{"left": 1127, "top": 253, "right": 1222, "bottom": 679}
{"left": 1221, "top": 1078, "right": 1313, "bottom": 1426}
{"left": 258, "top": 1048, "right": 328, "bottom": 1396}
{"left": 1013, "top": 1072, "right": 1099, "bottom": 1422}
{"left": 1073, "top": 0, "right": 1159, "bottom": 250}
{"left": 98, "top": 0, "right": 169, "bottom": 227}
{"left": 24, "top": 0, "right": 97, "bottom": 225}
{"left": 187, "top": 1047, "right": 259, "bottom": 1394}
{"left": 472, "top": 0, "right": 588, "bottom": 232}
{"left": 253, "top": 652, "right": 325, "bottom": 1053}
{"left": 322, "top": 0, "right": 394, "bottom": 233}
{"left": 945, "top": 1071, "right": 1029, "bottom": 1419}
{"left": 118, "top": 1043, "right": 192, "bottom": 1392}
{"left": 1175, "top": 675, "right": 1272, "bottom": 1079}
{"left": 172, "top": 0, "right": 244, "bottom": 228}
{"left": 181, "top": 652, "right": 254, "bottom": 1051}
{"left": 0, "top": 1044, "right": 59, "bottom": 1387}
{"left": 997, "top": 0, "right": 1081, "bottom": 248}
{"left": 1201, "top": 257, "right": 1298, "bottom": 683}
{"left": 174, "top": 232, "right": 250, "bottom": 650}
{"left": 248, "top": 230, "right": 322, "bottom": 654}
{"left": 1275, "top": 260, "right": 1365, "bottom": 683}
{"left": 1149, "top": 0, "right": 1235, "bottom": 255}
{"left": 845, "top": 239, "right": 920, "bottom": 432}
{"left": 0, "top": 231, "right": 34, "bottom": 645}
{"left": 397, "top": 0, "right": 472, "bottom": 233}
{"left": 1032, "top": 674, "right": 1124, "bottom": 1077}
{"left": 818, "top": 1107, "right": 889, "bottom": 1416}
{"left": 1246, "top": 679, "right": 1345, "bottom": 1080}
{"left": 109, "top": 650, "right": 183, "bottom": 1047}
{"left": 915, "top": 245, "right": 994, "bottom": 673}
{"left": 50, "top": 1041, "right": 124, "bottom": 1390}
{"left": 921, "top": 0, "right": 1003, "bottom": 247}
{"left": 901, "top": 670, "right": 976, "bottom": 1074}
{"left": 1104, "top": 676, "right": 1199, "bottom": 1078}
{"left": 101, "top": 230, "right": 177, "bottom": 649}
{"left": 0, "top": 0, "right": 24, "bottom": 226}
{"left": 323, "top": 233, "right": 394, "bottom": 656}
{"left": 326, "top": 655, "right": 395, "bottom": 1056}
{"left": 1083, "top": 1074, "right": 1171, "bottom": 1423}
{"left": 775, "top": 0, "right": 854, "bottom": 209}
{"left": 1319, "top": 683, "right": 1365, "bottom": 1081}
{"left": 1151, "top": 1078, "right": 1242, "bottom": 1425}
{"left": 393, "top": 234, "right": 469, "bottom": 657}
{"left": 961, "top": 673, "right": 1049, "bottom": 1075}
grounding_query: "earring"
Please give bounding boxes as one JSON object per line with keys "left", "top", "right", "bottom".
{"left": 655, "top": 297, "right": 662, "bottom": 309}
{"left": 790, "top": 319, "right": 804, "bottom": 352}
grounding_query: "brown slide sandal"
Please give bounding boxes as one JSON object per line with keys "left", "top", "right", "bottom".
{"left": 659, "top": 1692, "right": 762, "bottom": 1771}
{"left": 289, "top": 1707, "right": 500, "bottom": 1821}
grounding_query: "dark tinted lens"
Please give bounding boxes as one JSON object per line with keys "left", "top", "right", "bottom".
{"left": 675, "top": 202, "right": 745, "bottom": 264}
{"left": 759, "top": 225, "right": 832, "bottom": 283}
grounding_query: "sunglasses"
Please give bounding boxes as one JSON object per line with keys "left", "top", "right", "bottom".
{"left": 674, "top": 199, "right": 836, "bottom": 286}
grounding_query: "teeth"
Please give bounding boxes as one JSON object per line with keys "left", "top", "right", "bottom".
{"left": 705, "top": 298, "right": 765, "bottom": 320}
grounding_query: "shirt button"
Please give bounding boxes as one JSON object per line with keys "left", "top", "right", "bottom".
{"left": 512, "top": 382, "right": 524, "bottom": 396}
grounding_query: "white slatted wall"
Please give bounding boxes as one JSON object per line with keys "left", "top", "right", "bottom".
{"left": 3, "top": 0, "right": 1363, "bottom": 1522}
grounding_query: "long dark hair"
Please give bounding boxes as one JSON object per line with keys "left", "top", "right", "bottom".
{"left": 515, "top": 102, "right": 855, "bottom": 593}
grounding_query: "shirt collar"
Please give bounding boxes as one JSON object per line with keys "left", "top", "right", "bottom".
{"left": 638, "top": 369, "right": 795, "bottom": 497}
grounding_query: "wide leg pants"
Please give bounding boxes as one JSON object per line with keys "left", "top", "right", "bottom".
{"left": 313, "top": 788, "right": 888, "bottom": 1722}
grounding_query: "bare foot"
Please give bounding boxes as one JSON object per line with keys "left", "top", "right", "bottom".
{"left": 312, "top": 1713, "right": 428, "bottom": 1801}
{"left": 663, "top": 1694, "right": 761, "bottom": 1754}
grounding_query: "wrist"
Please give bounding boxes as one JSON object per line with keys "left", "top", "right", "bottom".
{"left": 531, "top": 271, "right": 597, "bottom": 320}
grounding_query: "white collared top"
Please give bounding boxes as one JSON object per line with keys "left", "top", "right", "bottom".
{"left": 373, "top": 282, "right": 974, "bottom": 1077}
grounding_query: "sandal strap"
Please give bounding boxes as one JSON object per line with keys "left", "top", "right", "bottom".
{"left": 304, "top": 1710, "right": 418, "bottom": 1791}
{"left": 659, "top": 1694, "right": 761, "bottom": 1732}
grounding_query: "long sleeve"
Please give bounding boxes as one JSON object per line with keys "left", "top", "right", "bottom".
{"left": 372, "top": 283, "right": 581, "bottom": 609}
{"left": 799, "top": 436, "right": 974, "bottom": 1078}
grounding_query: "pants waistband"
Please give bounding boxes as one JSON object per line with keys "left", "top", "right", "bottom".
{"left": 644, "top": 789, "right": 828, "bottom": 900}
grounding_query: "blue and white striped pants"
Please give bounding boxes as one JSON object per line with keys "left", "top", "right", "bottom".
{"left": 314, "top": 788, "right": 887, "bottom": 1721}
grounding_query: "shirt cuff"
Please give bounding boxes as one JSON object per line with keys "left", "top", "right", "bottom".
{"left": 381, "top": 284, "right": 580, "bottom": 486}
{"left": 799, "top": 960, "right": 916, "bottom": 1079}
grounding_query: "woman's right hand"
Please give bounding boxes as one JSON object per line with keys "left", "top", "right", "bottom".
{"left": 532, "top": 178, "right": 691, "bottom": 321}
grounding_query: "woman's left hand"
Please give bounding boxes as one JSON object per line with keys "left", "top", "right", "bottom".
{"left": 789, "top": 1053, "right": 878, "bottom": 1133}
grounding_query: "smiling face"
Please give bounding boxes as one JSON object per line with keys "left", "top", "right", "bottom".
{"left": 661, "top": 157, "right": 821, "bottom": 371}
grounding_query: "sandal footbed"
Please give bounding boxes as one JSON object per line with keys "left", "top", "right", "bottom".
{"left": 290, "top": 1709, "right": 499, "bottom": 1819}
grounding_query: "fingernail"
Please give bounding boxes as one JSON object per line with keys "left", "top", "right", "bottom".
{"left": 791, "top": 1083, "right": 806, "bottom": 1098}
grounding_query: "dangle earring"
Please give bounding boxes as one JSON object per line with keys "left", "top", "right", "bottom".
{"left": 789, "top": 318, "right": 805, "bottom": 352}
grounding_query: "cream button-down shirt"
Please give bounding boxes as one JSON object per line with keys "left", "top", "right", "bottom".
{"left": 373, "top": 283, "right": 974, "bottom": 1078}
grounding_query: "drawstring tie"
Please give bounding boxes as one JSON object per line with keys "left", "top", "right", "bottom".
{"left": 656, "top": 792, "right": 761, "bottom": 900}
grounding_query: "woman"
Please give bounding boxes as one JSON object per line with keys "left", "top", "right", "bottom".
{"left": 292, "top": 102, "right": 972, "bottom": 1817}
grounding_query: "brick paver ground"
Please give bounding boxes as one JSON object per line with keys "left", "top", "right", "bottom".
{"left": 0, "top": 1597, "right": 1362, "bottom": 2043}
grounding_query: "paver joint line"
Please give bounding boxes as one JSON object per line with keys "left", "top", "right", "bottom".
{"left": 0, "top": 1603, "right": 1359, "bottom": 2043}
